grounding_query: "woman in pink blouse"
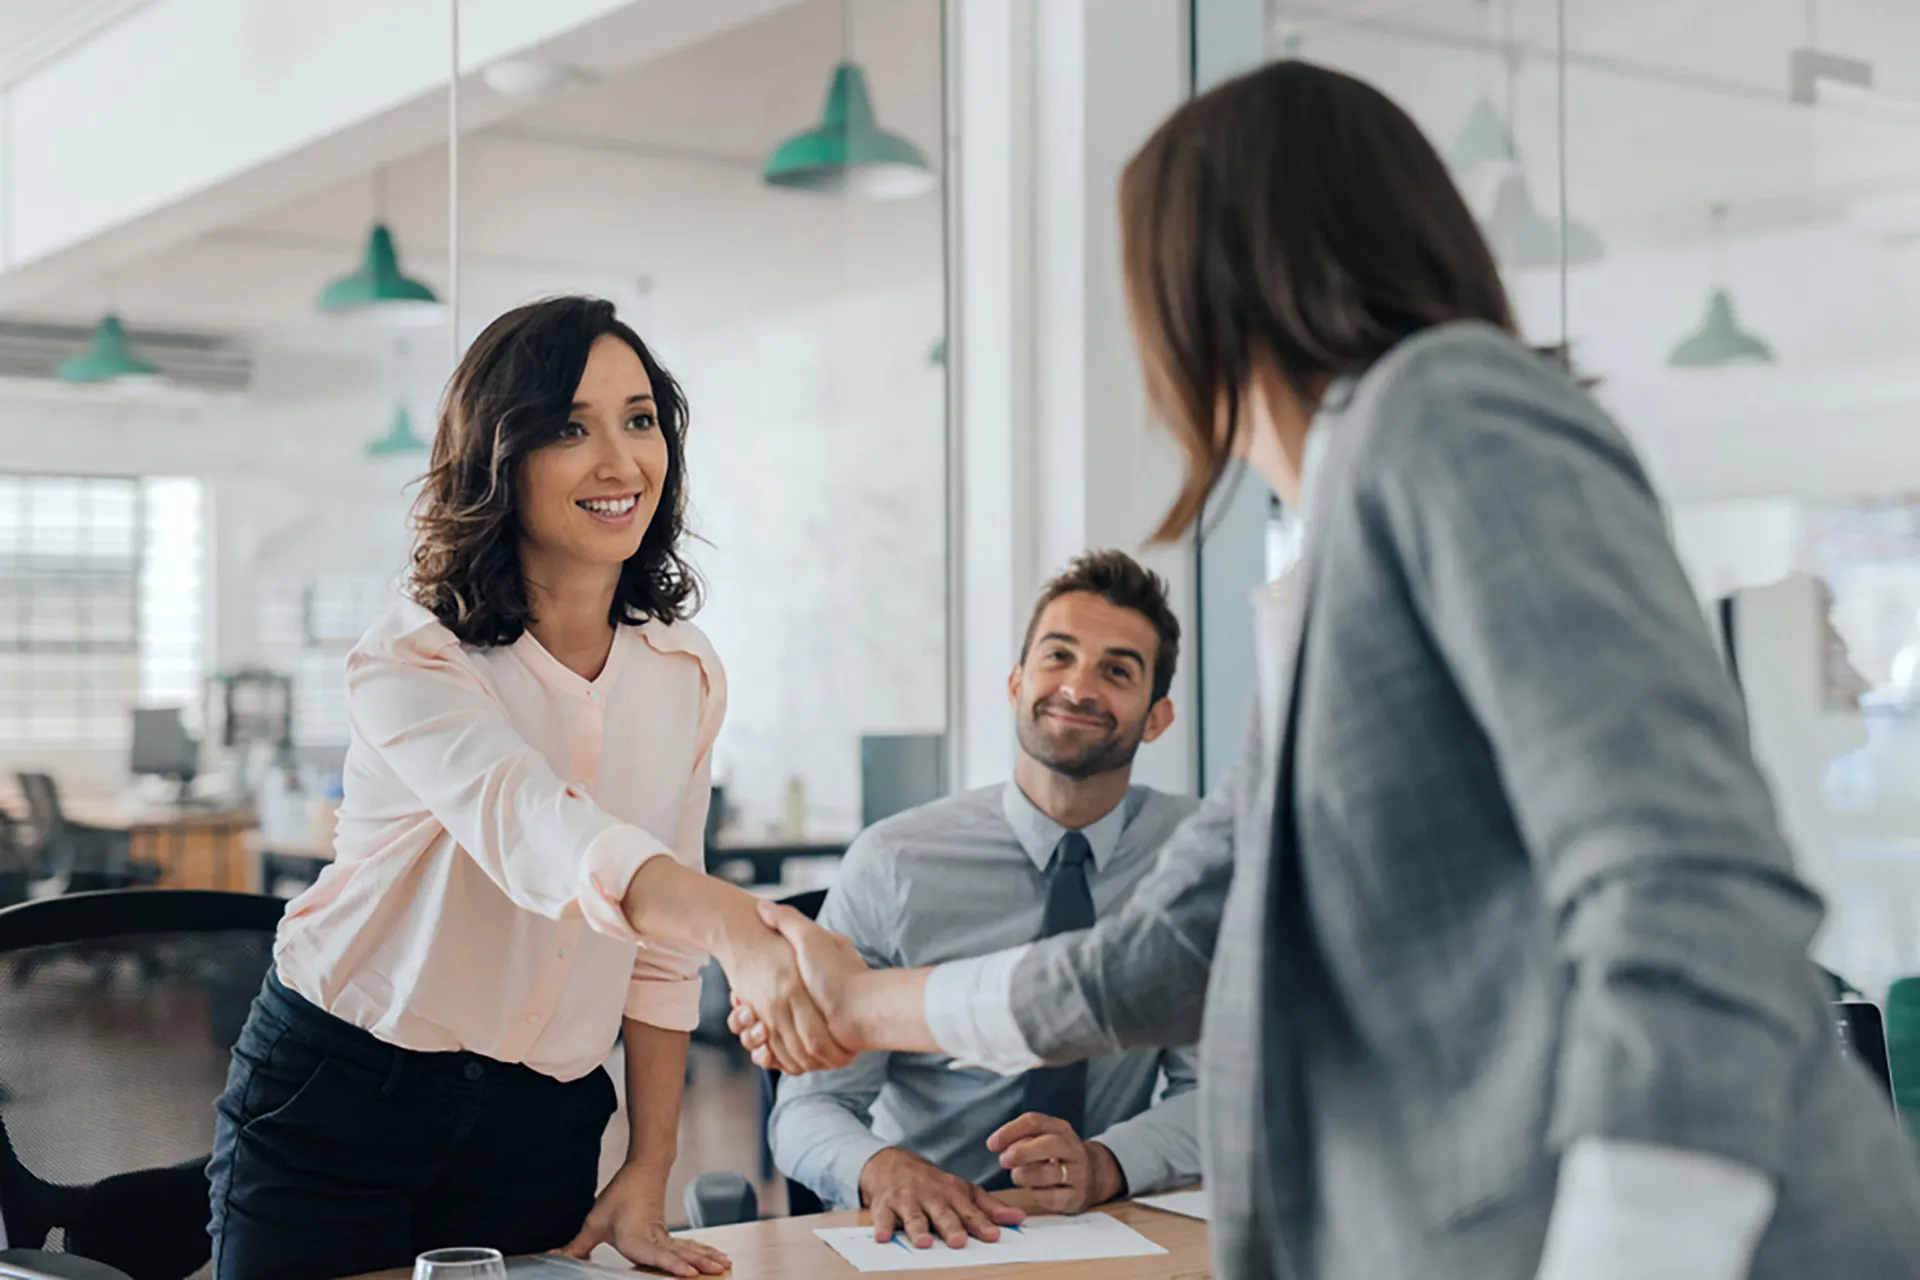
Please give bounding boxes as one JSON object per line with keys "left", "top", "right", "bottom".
{"left": 205, "top": 296, "right": 847, "bottom": 1279}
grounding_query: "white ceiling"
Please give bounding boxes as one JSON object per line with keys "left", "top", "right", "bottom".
{"left": 1276, "top": 0, "right": 1920, "bottom": 245}
{"left": 8, "top": 0, "right": 1920, "bottom": 380}
{"left": 21, "top": 0, "right": 944, "bottom": 357}
{"left": 0, "top": 0, "right": 150, "bottom": 86}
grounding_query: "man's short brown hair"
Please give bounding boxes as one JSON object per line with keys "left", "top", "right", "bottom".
{"left": 1020, "top": 550, "right": 1180, "bottom": 703}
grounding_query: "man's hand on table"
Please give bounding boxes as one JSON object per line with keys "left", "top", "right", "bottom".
{"left": 858, "top": 1147, "right": 1027, "bottom": 1249}
{"left": 986, "top": 1113, "right": 1126, "bottom": 1215}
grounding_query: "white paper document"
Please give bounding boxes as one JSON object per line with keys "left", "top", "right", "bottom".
{"left": 1137, "top": 1189, "right": 1211, "bottom": 1221}
{"left": 814, "top": 1212, "right": 1169, "bottom": 1272}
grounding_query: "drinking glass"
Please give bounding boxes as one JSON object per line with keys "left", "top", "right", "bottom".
{"left": 414, "top": 1246, "right": 509, "bottom": 1280}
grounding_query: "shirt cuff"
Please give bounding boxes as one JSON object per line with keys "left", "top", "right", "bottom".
{"left": 822, "top": 1132, "right": 895, "bottom": 1212}
{"left": 577, "top": 826, "right": 676, "bottom": 944}
{"left": 1088, "top": 1128, "right": 1158, "bottom": 1201}
{"left": 1534, "top": 1138, "right": 1776, "bottom": 1280}
{"left": 923, "top": 945, "right": 1042, "bottom": 1076}
{"left": 621, "top": 973, "right": 703, "bottom": 1032}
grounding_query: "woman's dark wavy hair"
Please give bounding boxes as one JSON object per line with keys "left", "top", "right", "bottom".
{"left": 409, "top": 295, "right": 701, "bottom": 644}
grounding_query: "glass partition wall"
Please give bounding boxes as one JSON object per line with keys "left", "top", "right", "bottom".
{"left": 1196, "top": 0, "right": 1920, "bottom": 1006}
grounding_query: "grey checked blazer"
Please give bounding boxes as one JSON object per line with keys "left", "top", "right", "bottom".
{"left": 1011, "top": 322, "right": 1920, "bottom": 1278}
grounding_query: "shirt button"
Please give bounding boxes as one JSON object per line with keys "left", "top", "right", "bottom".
{"left": 527, "top": 1014, "right": 542, "bottom": 1026}
{"left": 463, "top": 1061, "right": 483, "bottom": 1082}
{"left": 557, "top": 946, "right": 571, "bottom": 960}
{"left": 587, "top": 689, "right": 598, "bottom": 701}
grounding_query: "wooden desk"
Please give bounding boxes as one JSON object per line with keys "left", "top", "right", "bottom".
{"left": 347, "top": 1197, "right": 1210, "bottom": 1279}
{"left": 65, "top": 798, "right": 256, "bottom": 893}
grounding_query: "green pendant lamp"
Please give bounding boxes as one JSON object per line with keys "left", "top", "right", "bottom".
{"left": 318, "top": 224, "right": 443, "bottom": 325}
{"left": 367, "top": 403, "right": 429, "bottom": 456}
{"left": 1669, "top": 204, "right": 1775, "bottom": 368}
{"left": 57, "top": 313, "right": 162, "bottom": 384}
{"left": 1449, "top": 96, "right": 1518, "bottom": 167}
{"left": 318, "top": 171, "right": 444, "bottom": 326}
{"left": 763, "top": 2, "right": 935, "bottom": 200}
{"left": 1481, "top": 170, "right": 1604, "bottom": 270}
{"left": 1450, "top": 0, "right": 1517, "bottom": 167}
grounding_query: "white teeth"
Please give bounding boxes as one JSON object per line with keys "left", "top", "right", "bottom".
{"left": 579, "top": 496, "right": 637, "bottom": 516}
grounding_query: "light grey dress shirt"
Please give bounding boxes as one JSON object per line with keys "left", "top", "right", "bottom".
{"left": 768, "top": 781, "right": 1202, "bottom": 1210}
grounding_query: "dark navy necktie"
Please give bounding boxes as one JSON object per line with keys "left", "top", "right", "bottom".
{"left": 983, "top": 831, "right": 1094, "bottom": 1188}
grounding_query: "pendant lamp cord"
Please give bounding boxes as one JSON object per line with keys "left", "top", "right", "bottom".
{"left": 449, "top": 0, "right": 462, "bottom": 367}
{"left": 1502, "top": 0, "right": 1518, "bottom": 132}
{"left": 1556, "top": 0, "right": 1569, "bottom": 356}
{"left": 1710, "top": 203, "right": 1728, "bottom": 287}
{"left": 1475, "top": 0, "right": 1494, "bottom": 96}
{"left": 842, "top": 0, "right": 852, "bottom": 61}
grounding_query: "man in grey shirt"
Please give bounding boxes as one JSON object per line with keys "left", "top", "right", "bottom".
{"left": 768, "top": 550, "right": 1201, "bottom": 1249}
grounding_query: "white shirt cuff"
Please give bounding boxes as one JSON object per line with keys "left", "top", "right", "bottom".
{"left": 1534, "top": 1138, "right": 1776, "bottom": 1280}
{"left": 922, "top": 945, "right": 1043, "bottom": 1076}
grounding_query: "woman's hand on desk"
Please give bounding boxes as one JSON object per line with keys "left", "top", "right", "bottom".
{"left": 560, "top": 1161, "right": 730, "bottom": 1276}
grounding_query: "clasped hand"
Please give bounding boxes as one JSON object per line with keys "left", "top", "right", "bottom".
{"left": 725, "top": 900, "right": 869, "bottom": 1073}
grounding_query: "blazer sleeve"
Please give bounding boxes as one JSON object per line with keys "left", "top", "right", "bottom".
{"left": 1356, "top": 334, "right": 1830, "bottom": 1182}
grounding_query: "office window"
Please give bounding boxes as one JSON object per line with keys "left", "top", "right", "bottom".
{"left": 0, "top": 473, "right": 205, "bottom": 746}
{"left": 256, "top": 572, "right": 398, "bottom": 747}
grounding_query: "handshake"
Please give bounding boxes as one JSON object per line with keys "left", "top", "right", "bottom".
{"left": 720, "top": 902, "right": 1126, "bottom": 1246}
{"left": 720, "top": 900, "right": 877, "bottom": 1075}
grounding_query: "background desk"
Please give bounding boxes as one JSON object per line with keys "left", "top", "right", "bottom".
{"left": 250, "top": 828, "right": 336, "bottom": 897}
{"left": 65, "top": 798, "right": 256, "bottom": 892}
{"left": 345, "top": 1197, "right": 1209, "bottom": 1279}
{"left": 706, "top": 839, "right": 846, "bottom": 889}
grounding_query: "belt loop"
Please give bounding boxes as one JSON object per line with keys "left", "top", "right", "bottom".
{"left": 380, "top": 1048, "right": 406, "bottom": 1100}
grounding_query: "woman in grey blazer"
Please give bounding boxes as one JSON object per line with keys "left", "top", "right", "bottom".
{"left": 731, "top": 60, "right": 1920, "bottom": 1279}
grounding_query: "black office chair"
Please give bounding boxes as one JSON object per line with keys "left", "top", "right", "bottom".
{"left": 684, "top": 888, "right": 830, "bottom": 1229}
{"left": 0, "top": 810, "right": 30, "bottom": 912}
{"left": 11, "top": 777, "right": 153, "bottom": 896}
{"left": 0, "top": 890, "right": 285, "bottom": 1280}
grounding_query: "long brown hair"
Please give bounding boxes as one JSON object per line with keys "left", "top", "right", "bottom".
{"left": 410, "top": 295, "right": 701, "bottom": 644}
{"left": 1120, "top": 59, "right": 1517, "bottom": 541}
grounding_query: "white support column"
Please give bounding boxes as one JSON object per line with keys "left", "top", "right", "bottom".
{"left": 947, "top": 0, "right": 1194, "bottom": 796}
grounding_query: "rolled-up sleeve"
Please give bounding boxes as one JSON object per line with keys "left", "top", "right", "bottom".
{"left": 346, "top": 615, "right": 676, "bottom": 943}
{"left": 1361, "top": 338, "right": 1829, "bottom": 1180}
{"left": 622, "top": 946, "right": 705, "bottom": 1031}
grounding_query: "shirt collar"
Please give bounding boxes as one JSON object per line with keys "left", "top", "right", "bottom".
{"left": 1000, "top": 780, "right": 1131, "bottom": 873}
{"left": 1248, "top": 373, "right": 1350, "bottom": 611}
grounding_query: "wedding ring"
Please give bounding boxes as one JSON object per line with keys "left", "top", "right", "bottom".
{"left": 1055, "top": 1159, "right": 1068, "bottom": 1186}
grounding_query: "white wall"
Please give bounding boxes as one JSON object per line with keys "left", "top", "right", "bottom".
{"left": 0, "top": 345, "right": 411, "bottom": 798}
{"left": 661, "top": 278, "right": 948, "bottom": 837}
{"left": 0, "top": 273, "right": 948, "bottom": 836}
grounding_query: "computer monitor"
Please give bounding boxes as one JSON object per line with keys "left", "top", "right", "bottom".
{"left": 131, "top": 707, "right": 200, "bottom": 804}
{"left": 860, "top": 733, "right": 947, "bottom": 829}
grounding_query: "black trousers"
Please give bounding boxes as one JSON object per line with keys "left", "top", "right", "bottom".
{"left": 206, "top": 971, "right": 616, "bottom": 1280}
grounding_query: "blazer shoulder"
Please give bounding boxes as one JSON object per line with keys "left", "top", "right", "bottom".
{"left": 1340, "top": 321, "right": 1638, "bottom": 489}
